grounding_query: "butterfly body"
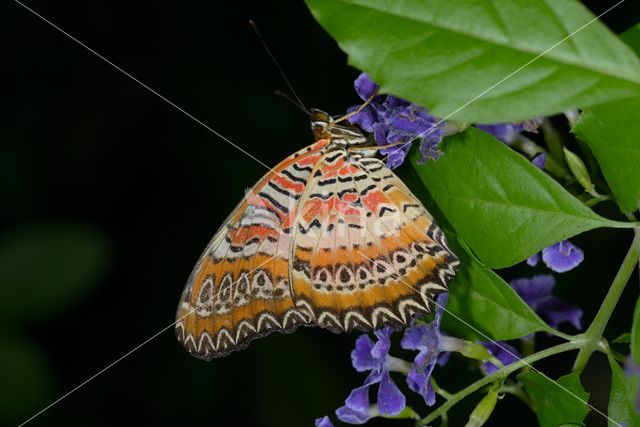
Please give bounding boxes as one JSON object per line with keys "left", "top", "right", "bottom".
{"left": 175, "top": 109, "right": 459, "bottom": 360}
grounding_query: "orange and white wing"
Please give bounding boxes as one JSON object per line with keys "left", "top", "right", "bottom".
{"left": 175, "top": 140, "right": 328, "bottom": 360}
{"left": 290, "top": 151, "right": 459, "bottom": 333}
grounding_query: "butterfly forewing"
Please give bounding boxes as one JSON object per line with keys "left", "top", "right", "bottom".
{"left": 175, "top": 140, "right": 328, "bottom": 360}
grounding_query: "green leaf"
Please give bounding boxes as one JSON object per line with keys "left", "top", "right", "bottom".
{"left": 607, "top": 354, "right": 640, "bottom": 427}
{"left": 520, "top": 371, "right": 590, "bottom": 427}
{"left": 410, "top": 127, "right": 622, "bottom": 268}
{"left": 613, "top": 332, "right": 632, "bottom": 345}
{"left": 572, "top": 96, "right": 640, "bottom": 212}
{"left": 443, "top": 237, "right": 551, "bottom": 340}
{"left": 633, "top": 297, "right": 640, "bottom": 364}
{"left": 570, "top": 24, "right": 640, "bottom": 213}
{"left": 306, "top": 0, "right": 640, "bottom": 123}
{"left": 0, "top": 225, "right": 110, "bottom": 322}
{"left": 622, "top": 23, "right": 640, "bottom": 56}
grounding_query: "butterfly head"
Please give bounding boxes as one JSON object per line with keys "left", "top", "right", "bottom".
{"left": 310, "top": 108, "right": 367, "bottom": 147}
{"left": 310, "top": 109, "right": 332, "bottom": 139}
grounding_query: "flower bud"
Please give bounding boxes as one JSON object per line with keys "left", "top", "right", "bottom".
{"left": 563, "top": 148, "right": 597, "bottom": 196}
{"left": 440, "top": 337, "right": 492, "bottom": 361}
{"left": 465, "top": 390, "right": 499, "bottom": 427}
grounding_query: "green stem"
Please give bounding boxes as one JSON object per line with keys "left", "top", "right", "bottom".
{"left": 623, "top": 213, "right": 640, "bottom": 290}
{"left": 584, "top": 195, "right": 611, "bottom": 207}
{"left": 417, "top": 342, "right": 581, "bottom": 426}
{"left": 573, "top": 233, "right": 640, "bottom": 371}
{"left": 431, "top": 377, "right": 453, "bottom": 400}
{"left": 541, "top": 119, "right": 567, "bottom": 165}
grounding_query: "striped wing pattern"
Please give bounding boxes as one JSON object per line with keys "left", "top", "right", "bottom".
{"left": 176, "top": 141, "right": 459, "bottom": 360}
{"left": 175, "top": 140, "right": 327, "bottom": 359}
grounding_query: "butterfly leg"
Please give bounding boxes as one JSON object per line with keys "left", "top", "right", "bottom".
{"left": 332, "top": 92, "right": 377, "bottom": 125}
{"left": 347, "top": 140, "right": 410, "bottom": 153}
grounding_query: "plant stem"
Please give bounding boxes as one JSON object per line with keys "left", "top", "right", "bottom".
{"left": 584, "top": 195, "right": 611, "bottom": 207}
{"left": 573, "top": 233, "right": 640, "bottom": 371}
{"left": 417, "top": 342, "right": 581, "bottom": 426}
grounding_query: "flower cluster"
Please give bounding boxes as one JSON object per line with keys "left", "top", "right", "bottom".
{"left": 348, "top": 73, "right": 444, "bottom": 169}
{"left": 317, "top": 294, "right": 524, "bottom": 425}
{"left": 316, "top": 274, "right": 584, "bottom": 425}
{"left": 346, "top": 73, "right": 544, "bottom": 170}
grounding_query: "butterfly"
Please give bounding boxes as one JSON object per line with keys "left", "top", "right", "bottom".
{"left": 175, "top": 106, "right": 460, "bottom": 360}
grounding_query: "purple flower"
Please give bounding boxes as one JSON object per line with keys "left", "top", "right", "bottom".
{"left": 335, "top": 405, "right": 374, "bottom": 425}
{"left": 353, "top": 72, "right": 379, "bottom": 99}
{"left": 315, "top": 416, "right": 335, "bottom": 427}
{"left": 400, "top": 293, "right": 452, "bottom": 406}
{"left": 337, "top": 327, "right": 405, "bottom": 423}
{"left": 531, "top": 152, "right": 546, "bottom": 170}
{"left": 348, "top": 73, "right": 443, "bottom": 168}
{"left": 510, "top": 275, "right": 582, "bottom": 330}
{"left": 479, "top": 341, "right": 521, "bottom": 375}
{"left": 527, "top": 240, "right": 584, "bottom": 273}
{"left": 476, "top": 118, "right": 542, "bottom": 145}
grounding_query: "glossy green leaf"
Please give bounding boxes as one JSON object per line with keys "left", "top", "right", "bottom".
{"left": 0, "top": 225, "right": 110, "bottom": 321}
{"left": 442, "top": 237, "right": 551, "bottom": 340}
{"left": 633, "top": 297, "right": 640, "bottom": 364}
{"left": 520, "top": 371, "right": 590, "bottom": 427}
{"left": 410, "top": 127, "right": 622, "bottom": 268}
{"left": 607, "top": 354, "right": 640, "bottom": 427}
{"left": 306, "top": 0, "right": 640, "bottom": 123}
{"left": 572, "top": 96, "right": 640, "bottom": 212}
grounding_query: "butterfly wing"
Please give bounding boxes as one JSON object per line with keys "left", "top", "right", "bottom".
{"left": 175, "top": 140, "right": 329, "bottom": 360}
{"left": 290, "top": 150, "right": 459, "bottom": 333}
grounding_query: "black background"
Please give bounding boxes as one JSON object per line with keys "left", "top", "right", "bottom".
{"left": 3, "top": 1, "right": 640, "bottom": 426}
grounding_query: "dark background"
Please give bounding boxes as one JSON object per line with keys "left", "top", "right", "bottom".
{"left": 2, "top": 1, "right": 639, "bottom": 426}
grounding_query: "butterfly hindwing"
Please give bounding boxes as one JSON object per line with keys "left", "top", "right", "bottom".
{"left": 290, "top": 152, "right": 459, "bottom": 333}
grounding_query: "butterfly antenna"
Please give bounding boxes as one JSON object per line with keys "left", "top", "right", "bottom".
{"left": 274, "top": 90, "right": 310, "bottom": 115}
{"left": 249, "top": 20, "right": 309, "bottom": 114}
